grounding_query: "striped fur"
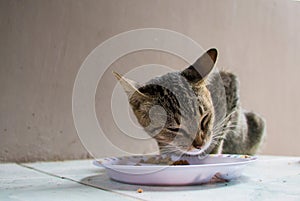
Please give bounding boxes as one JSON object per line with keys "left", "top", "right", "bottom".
{"left": 114, "top": 48, "right": 265, "bottom": 156}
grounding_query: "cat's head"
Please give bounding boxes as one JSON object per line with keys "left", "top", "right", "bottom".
{"left": 114, "top": 48, "right": 218, "bottom": 157}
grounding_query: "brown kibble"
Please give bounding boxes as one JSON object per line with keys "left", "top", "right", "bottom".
{"left": 136, "top": 156, "right": 191, "bottom": 166}
{"left": 172, "top": 160, "right": 190, "bottom": 165}
{"left": 145, "top": 156, "right": 157, "bottom": 164}
{"left": 137, "top": 188, "right": 143, "bottom": 193}
{"left": 241, "top": 155, "right": 250, "bottom": 158}
{"left": 208, "top": 173, "right": 228, "bottom": 184}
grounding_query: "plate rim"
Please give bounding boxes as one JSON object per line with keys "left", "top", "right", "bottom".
{"left": 94, "top": 154, "right": 257, "bottom": 170}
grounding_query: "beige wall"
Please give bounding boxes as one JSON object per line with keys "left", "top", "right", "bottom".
{"left": 1, "top": 0, "right": 300, "bottom": 162}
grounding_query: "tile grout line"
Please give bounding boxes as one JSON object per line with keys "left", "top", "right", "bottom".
{"left": 17, "top": 163, "right": 145, "bottom": 201}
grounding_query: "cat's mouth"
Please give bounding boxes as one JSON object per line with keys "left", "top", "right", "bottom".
{"left": 184, "top": 146, "right": 207, "bottom": 156}
{"left": 185, "top": 147, "right": 204, "bottom": 155}
{"left": 180, "top": 138, "right": 212, "bottom": 157}
{"left": 158, "top": 136, "right": 213, "bottom": 158}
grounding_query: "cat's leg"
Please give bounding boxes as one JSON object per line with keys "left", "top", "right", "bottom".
{"left": 214, "top": 71, "right": 245, "bottom": 154}
{"left": 244, "top": 111, "right": 266, "bottom": 155}
{"left": 214, "top": 71, "right": 265, "bottom": 155}
{"left": 221, "top": 111, "right": 265, "bottom": 155}
{"left": 220, "top": 109, "right": 248, "bottom": 154}
{"left": 210, "top": 71, "right": 266, "bottom": 155}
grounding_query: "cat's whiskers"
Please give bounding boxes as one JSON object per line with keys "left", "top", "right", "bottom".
{"left": 212, "top": 110, "right": 237, "bottom": 130}
{"left": 212, "top": 111, "right": 238, "bottom": 134}
{"left": 206, "top": 110, "right": 241, "bottom": 152}
{"left": 160, "top": 144, "right": 182, "bottom": 155}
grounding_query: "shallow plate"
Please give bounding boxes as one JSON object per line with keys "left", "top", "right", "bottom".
{"left": 93, "top": 154, "right": 256, "bottom": 185}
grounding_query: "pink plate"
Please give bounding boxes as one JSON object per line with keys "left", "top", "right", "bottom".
{"left": 93, "top": 154, "right": 256, "bottom": 185}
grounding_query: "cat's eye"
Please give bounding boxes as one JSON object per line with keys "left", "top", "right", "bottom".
{"left": 200, "top": 113, "right": 211, "bottom": 131}
{"left": 167, "top": 127, "right": 180, "bottom": 132}
{"left": 167, "top": 127, "right": 190, "bottom": 138}
{"left": 167, "top": 127, "right": 184, "bottom": 137}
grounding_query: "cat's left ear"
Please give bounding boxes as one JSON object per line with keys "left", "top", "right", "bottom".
{"left": 181, "top": 48, "right": 217, "bottom": 83}
{"left": 113, "top": 71, "right": 144, "bottom": 98}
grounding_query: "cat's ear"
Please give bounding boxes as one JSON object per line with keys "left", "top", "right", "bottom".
{"left": 113, "top": 71, "right": 145, "bottom": 99}
{"left": 181, "top": 48, "right": 217, "bottom": 83}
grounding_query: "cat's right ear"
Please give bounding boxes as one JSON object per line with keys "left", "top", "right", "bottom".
{"left": 181, "top": 48, "right": 217, "bottom": 83}
{"left": 113, "top": 71, "right": 146, "bottom": 99}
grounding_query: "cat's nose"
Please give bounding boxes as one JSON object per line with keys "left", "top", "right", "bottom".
{"left": 194, "top": 145, "right": 202, "bottom": 149}
{"left": 192, "top": 137, "right": 203, "bottom": 149}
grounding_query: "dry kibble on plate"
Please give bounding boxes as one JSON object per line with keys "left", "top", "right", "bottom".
{"left": 137, "top": 188, "right": 143, "bottom": 193}
{"left": 241, "top": 155, "right": 250, "bottom": 158}
{"left": 136, "top": 156, "right": 190, "bottom": 165}
{"left": 172, "top": 160, "right": 190, "bottom": 165}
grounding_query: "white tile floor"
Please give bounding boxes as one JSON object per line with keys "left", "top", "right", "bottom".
{"left": 1, "top": 156, "right": 300, "bottom": 201}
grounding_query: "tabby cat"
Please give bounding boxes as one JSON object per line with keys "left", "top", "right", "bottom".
{"left": 113, "top": 48, "right": 265, "bottom": 158}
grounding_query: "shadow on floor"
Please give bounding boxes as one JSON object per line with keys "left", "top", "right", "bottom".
{"left": 80, "top": 173, "right": 250, "bottom": 192}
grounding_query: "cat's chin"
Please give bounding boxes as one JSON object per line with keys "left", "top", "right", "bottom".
{"left": 184, "top": 149, "right": 204, "bottom": 156}
{"left": 181, "top": 150, "right": 209, "bottom": 160}
{"left": 160, "top": 148, "right": 209, "bottom": 159}
{"left": 181, "top": 146, "right": 210, "bottom": 159}
{"left": 185, "top": 150, "right": 202, "bottom": 155}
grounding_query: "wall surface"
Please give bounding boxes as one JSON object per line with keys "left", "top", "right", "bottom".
{"left": 1, "top": 0, "right": 300, "bottom": 162}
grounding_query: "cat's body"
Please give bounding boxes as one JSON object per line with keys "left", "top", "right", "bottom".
{"left": 114, "top": 48, "right": 265, "bottom": 157}
{"left": 209, "top": 71, "right": 265, "bottom": 155}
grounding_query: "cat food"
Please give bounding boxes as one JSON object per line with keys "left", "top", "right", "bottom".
{"left": 208, "top": 173, "right": 228, "bottom": 184}
{"left": 136, "top": 156, "right": 190, "bottom": 166}
{"left": 241, "top": 155, "right": 251, "bottom": 159}
{"left": 172, "top": 160, "right": 190, "bottom": 165}
{"left": 139, "top": 156, "right": 173, "bottom": 165}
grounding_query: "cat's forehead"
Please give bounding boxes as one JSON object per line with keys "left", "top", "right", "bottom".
{"left": 147, "top": 72, "right": 180, "bottom": 82}
{"left": 139, "top": 71, "right": 201, "bottom": 106}
{"left": 137, "top": 72, "right": 185, "bottom": 97}
{"left": 145, "top": 72, "right": 190, "bottom": 90}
